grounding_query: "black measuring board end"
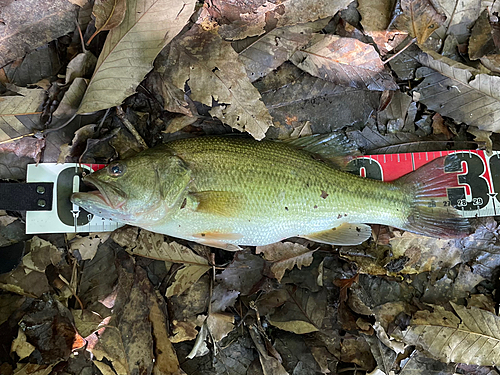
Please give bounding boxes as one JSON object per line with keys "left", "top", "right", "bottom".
{"left": 0, "top": 182, "right": 54, "bottom": 211}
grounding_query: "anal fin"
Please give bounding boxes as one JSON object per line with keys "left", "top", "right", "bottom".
{"left": 303, "top": 223, "right": 372, "bottom": 246}
{"left": 192, "top": 232, "right": 243, "bottom": 251}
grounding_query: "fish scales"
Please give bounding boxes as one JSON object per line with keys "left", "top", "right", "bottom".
{"left": 71, "top": 135, "right": 471, "bottom": 249}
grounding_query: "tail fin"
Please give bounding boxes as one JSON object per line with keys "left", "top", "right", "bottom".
{"left": 395, "top": 155, "right": 472, "bottom": 238}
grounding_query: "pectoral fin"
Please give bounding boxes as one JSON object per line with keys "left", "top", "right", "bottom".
{"left": 190, "top": 191, "right": 244, "bottom": 217}
{"left": 303, "top": 223, "right": 372, "bottom": 245}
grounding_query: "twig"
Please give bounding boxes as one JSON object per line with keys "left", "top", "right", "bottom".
{"left": 0, "top": 112, "right": 79, "bottom": 146}
{"left": 383, "top": 37, "right": 417, "bottom": 64}
{"left": 75, "top": 20, "right": 86, "bottom": 52}
{"left": 115, "top": 105, "right": 148, "bottom": 149}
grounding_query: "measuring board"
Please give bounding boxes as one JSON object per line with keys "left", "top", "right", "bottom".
{"left": 25, "top": 150, "right": 500, "bottom": 234}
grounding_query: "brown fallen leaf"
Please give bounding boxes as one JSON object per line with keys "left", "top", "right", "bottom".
{"left": 236, "top": 19, "right": 330, "bottom": 82}
{"left": 210, "top": 284, "right": 240, "bottom": 313}
{"left": 0, "top": 0, "right": 78, "bottom": 67}
{"left": 89, "top": 0, "right": 127, "bottom": 43}
{"left": 259, "top": 64, "right": 381, "bottom": 136}
{"left": 436, "top": 0, "right": 483, "bottom": 43}
{"left": 21, "top": 296, "right": 80, "bottom": 363}
{"left": 215, "top": 250, "right": 266, "bottom": 295}
{"left": 268, "top": 286, "right": 326, "bottom": 334}
{"left": 77, "top": 0, "right": 196, "bottom": 114}
{"left": 0, "top": 237, "right": 64, "bottom": 298}
{"left": 397, "top": 302, "right": 500, "bottom": 365}
{"left": 393, "top": 0, "right": 446, "bottom": 44}
{"left": 159, "top": 24, "right": 274, "bottom": 140}
{"left": 166, "top": 264, "right": 211, "bottom": 298}
{"left": 213, "top": 0, "right": 352, "bottom": 40}
{"left": 469, "top": 9, "right": 499, "bottom": 60}
{"left": 170, "top": 318, "right": 200, "bottom": 343}
{"left": 467, "top": 127, "right": 493, "bottom": 155}
{"left": 11, "top": 328, "right": 35, "bottom": 360}
{"left": 248, "top": 324, "right": 289, "bottom": 375}
{"left": 340, "top": 335, "right": 376, "bottom": 371}
{"left": 206, "top": 312, "right": 235, "bottom": 342}
{"left": 357, "top": 0, "right": 394, "bottom": 31}
{"left": 65, "top": 51, "right": 97, "bottom": 84}
{"left": 256, "top": 242, "right": 317, "bottom": 282}
{"left": 415, "top": 51, "right": 500, "bottom": 132}
{"left": 69, "top": 233, "right": 110, "bottom": 261}
{"left": 290, "top": 35, "right": 398, "bottom": 91}
{"left": 431, "top": 113, "right": 453, "bottom": 139}
{"left": 149, "top": 290, "right": 181, "bottom": 375}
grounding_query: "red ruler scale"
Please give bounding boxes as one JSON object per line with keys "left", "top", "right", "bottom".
{"left": 349, "top": 150, "right": 500, "bottom": 218}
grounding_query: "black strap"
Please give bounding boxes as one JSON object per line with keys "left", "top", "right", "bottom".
{"left": 0, "top": 183, "right": 53, "bottom": 211}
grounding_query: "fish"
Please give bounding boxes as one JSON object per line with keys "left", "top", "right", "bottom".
{"left": 71, "top": 135, "right": 471, "bottom": 250}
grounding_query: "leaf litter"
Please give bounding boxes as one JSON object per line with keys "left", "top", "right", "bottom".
{"left": 4, "top": 0, "right": 500, "bottom": 374}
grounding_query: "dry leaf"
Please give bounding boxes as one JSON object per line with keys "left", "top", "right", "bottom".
{"left": 480, "top": 54, "right": 500, "bottom": 73}
{"left": 68, "top": 0, "right": 90, "bottom": 5}
{"left": 147, "top": 71, "right": 192, "bottom": 116}
{"left": 215, "top": 251, "right": 266, "bottom": 295}
{"left": 340, "top": 336, "right": 376, "bottom": 371}
{"left": 92, "top": 0, "right": 127, "bottom": 35}
{"left": 149, "top": 291, "right": 180, "bottom": 375}
{"left": 206, "top": 313, "right": 235, "bottom": 342}
{"left": 469, "top": 9, "right": 499, "bottom": 59}
{"left": 260, "top": 64, "right": 380, "bottom": 136}
{"left": 78, "top": 0, "right": 196, "bottom": 114}
{"left": 215, "top": 0, "right": 352, "bottom": 40}
{"left": 65, "top": 51, "right": 97, "bottom": 84}
{"left": 268, "top": 287, "right": 326, "bottom": 334}
{"left": 394, "top": 0, "right": 446, "bottom": 44}
{"left": 416, "top": 50, "right": 500, "bottom": 132}
{"left": 3, "top": 45, "right": 62, "bottom": 87}
{"left": 166, "top": 264, "right": 211, "bottom": 298}
{"left": 291, "top": 35, "right": 398, "bottom": 91}
{"left": 399, "top": 302, "right": 500, "bottom": 365}
{"left": 236, "top": 19, "right": 330, "bottom": 82}
{"left": 248, "top": 325, "right": 289, "bottom": 375}
{"left": 434, "top": 0, "right": 483, "bottom": 43}
{"left": 170, "top": 319, "right": 199, "bottom": 343}
{"left": 159, "top": 24, "right": 274, "bottom": 140}
{"left": 468, "top": 127, "right": 493, "bottom": 154}
{"left": 70, "top": 233, "right": 109, "bottom": 260}
{"left": 52, "top": 78, "right": 88, "bottom": 120}
{"left": 210, "top": 284, "right": 240, "bottom": 313}
{"left": 0, "top": 0, "right": 77, "bottom": 67}
{"left": 358, "top": 0, "right": 394, "bottom": 31}
{"left": 431, "top": 113, "right": 453, "bottom": 139}
{"left": 11, "top": 329, "right": 35, "bottom": 360}
{"left": 256, "top": 242, "right": 316, "bottom": 282}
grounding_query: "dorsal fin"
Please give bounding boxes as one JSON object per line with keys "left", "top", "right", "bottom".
{"left": 284, "top": 133, "right": 361, "bottom": 167}
{"left": 284, "top": 133, "right": 360, "bottom": 158}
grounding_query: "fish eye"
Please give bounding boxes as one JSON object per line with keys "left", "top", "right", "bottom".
{"left": 108, "top": 163, "right": 125, "bottom": 177}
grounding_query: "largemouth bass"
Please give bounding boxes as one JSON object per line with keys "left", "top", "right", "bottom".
{"left": 71, "top": 136, "right": 470, "bottom": 250}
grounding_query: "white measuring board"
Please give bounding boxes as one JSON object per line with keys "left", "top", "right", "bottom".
{"left": 26, "top": 163, "right": 124, "bottom": 234}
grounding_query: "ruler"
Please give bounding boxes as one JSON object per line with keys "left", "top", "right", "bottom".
{"left": 26, "top": 163, "right": 123, "bottom": 234}
{"left": 25, "top": 150, "right": 500, "bottom": 234}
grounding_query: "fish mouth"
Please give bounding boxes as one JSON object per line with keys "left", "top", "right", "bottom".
{"left": 71, "top": 175, "right": 126, "bottom": 211}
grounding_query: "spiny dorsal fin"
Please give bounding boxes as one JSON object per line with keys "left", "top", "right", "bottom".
{"left": 302, "top": 223, "right": 372, "bottom": 245}
{"left": 284, "top": 133, "right": 361, "bottom": 162}
{"left": 190, "top": 191, "right": 244, "bottom": 217}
